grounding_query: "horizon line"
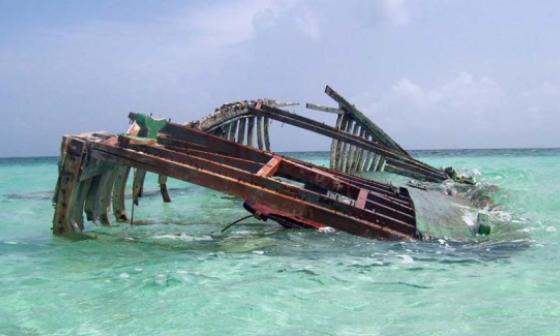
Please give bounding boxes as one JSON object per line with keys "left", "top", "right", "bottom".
{"left": 1, "top": 146, "right": 559, "bottom": 160}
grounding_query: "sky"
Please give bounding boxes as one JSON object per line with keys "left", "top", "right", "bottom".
{"left": 1, "top": 0, "right": 559, "bottom": 157}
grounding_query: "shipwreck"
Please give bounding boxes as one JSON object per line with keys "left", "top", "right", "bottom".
{"left": 52, "top": 85, "right": 490, "bottom": 241}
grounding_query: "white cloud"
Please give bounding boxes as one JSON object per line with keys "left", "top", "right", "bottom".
{"left": 361, "top": 73, "right": 560, "bottom": 149}
{"left": 371, "top": 73, "right": 504, "bottom": 122}
{"left": 294, "top": 7, "right": 321, "bottom": 40}
{"left": 378, "top": 0, "right": 411, "bottom": 26}
{"left": 185, "top": 0, "right": 292, "bottom": 47}
{"left": 2, "top": 0, "right": 559, "bottom": 155}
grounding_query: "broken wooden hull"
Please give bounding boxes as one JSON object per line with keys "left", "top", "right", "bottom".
{"left": 52, "top": 114, "right": 421, "bottom": 240}
{"left": 52, "top": 85, "right": 482, "bottom": 241}
{"left": 187, "top": 86, "right": 449, "bottom": 183}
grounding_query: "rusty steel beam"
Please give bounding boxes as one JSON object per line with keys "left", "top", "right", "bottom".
{"left": 324, "top": 85, "right": 411, "bottom": 157}
{"left": 149, "top": 114, "right": 417, "bottom": 204}
{"left": 159, "top": 133, "right": 415, "bottom": 218}
{"left": 52, "top": 118, "right": 421, "bottom": 240}
{"left": 156, "top": 131, "right": 420, "bottom": 215}
{"left": 246, "top": 105, "right": 448, "bottom": 182}
{"left": 186, "top": 89, "right": 451, "bottom": 180}
{"left": 152, "top": 116, "right": 419, "bottom": 209}
{"left": 98, "top": 140, "right": 416, "bottom": 239}
{"left": 119, "top": 139, "right": 415, "bottom": 231}
{"left": 135, "top": 115, "right": 419, "bottom": 225}
{"left": 183, "top": 87, "right": 455, "bottom": 180}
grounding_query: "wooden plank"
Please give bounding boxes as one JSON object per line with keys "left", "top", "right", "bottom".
{"left": 263, "top": 116, "right": 271, "bottom": 151}
{"left": 245, "top": 107, "right": 447, "bottom": 182}
{"left": 84, "top": 174, "right": 101, "bottom": 221}
{"left": 361, "top": 134, "right": 374, "bottom": 172}
{"left": 82, "top": 165, "right": 117, "bottom": 225}
{"left": 334, "top": 114, "right": 350, "bottom": 171}
{"left": 256, "top": 156, "right": 282, "bottom": 177}
{"left": 132, "top": 168, "right": 146, "bottom": 206}
{"left": 89, "top": 139, "right": 417, "bottom": 239}
{"left": 95, "top": 168, "right": 118, "bottom": 225}
{"left": 158, "top": 174, "right": 171, "bottom": 203}
{"left": 339, "top": 120, "right": 354, "bottom": 172}
{"left": 237, "top": 118, "right": 246, "bottom": 144}
{"left": 52, "top": 137, "right": 88, "bottom": 235}
{"left": 112, "top": 166, "right": 130, "bottom": 222}
{"left": 379, "top": 158, "right": 387, "bottom": 172}
{"left": 330, "top": 113, "right": 344, "bottom": 170}
{"left": 305, "top": 103, "right": 344, "bottom": 114}
{"left": 223, "top": 124, "right": 231, "bottom": 139}
{"left": 325, "top": 85, "right": 411, "bottom": 157}
{"left": 227, "top": 120, "right": 238, "bottom": 141}
{"left": 256, "top": 115, "right": 264, "bottom": 150}
{"left": 69, "top": 178, "right": 91, "bottom": 231}
{"left": 355, "top": 189, "right": 369, "bottom": 209}
{"left": 247, "top": 117, "right": 255, "bottom": 147}
{"left": 346, "top": 123, "right": 360, "bottom": 173}
{"left": 352, "top": 128, "right": 367, "bottom": 172}
{"left": 370, "top": 155, "right": 382, "bottom": 172}
{"left": 123, "top": 135, "right": 416, "bottom": 222}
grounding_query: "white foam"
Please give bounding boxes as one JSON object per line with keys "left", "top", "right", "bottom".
{"left": 318, "top": 226, "right": 335, "bottom": 233}
{"left": 461, "top": 211, "right": 478, "bottom": 228}
{"left": 399, "top": 254, "right": 414, "bottom": 264}
{"left": 153, "top": 233, "right": 213, "bottom": 241}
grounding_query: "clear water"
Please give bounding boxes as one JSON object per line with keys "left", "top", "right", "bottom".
{"left": 1, "top": 149, "right": 559, "bottom": 335}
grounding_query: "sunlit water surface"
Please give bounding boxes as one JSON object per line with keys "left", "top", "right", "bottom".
{"left": 1, "top": 149, "right": 559, "bottom": 335}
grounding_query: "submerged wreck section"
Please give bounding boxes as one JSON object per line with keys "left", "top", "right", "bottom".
{"left": 52, "top": 114, "right": 420, "bottom": 240}
{"left": 53, "top": 85, "right": 490, "bottom": 241}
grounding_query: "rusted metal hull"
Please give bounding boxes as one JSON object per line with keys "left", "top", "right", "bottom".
{"left": 52, "top": 115, "right": 420, "bottom": 240}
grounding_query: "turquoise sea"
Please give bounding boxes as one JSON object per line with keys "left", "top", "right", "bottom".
{"left": 1, "top": 149, "right": 559, "bottom": 335}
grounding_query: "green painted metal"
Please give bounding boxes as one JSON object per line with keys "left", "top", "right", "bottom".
{"left": 134, "top": 113, "right": 168, "bottom": 139}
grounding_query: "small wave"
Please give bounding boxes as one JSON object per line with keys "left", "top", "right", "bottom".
{"left": 152, "top": 233, "right": 213, "bottom": 242}
{"left": 399, "top": 254, "right": 414, "bottom": 264}
{"left": 373, "top": 281, "right": 431, "bottom": 289}
{"left": 4, "top": 191, "right": 53, "bottom": 200}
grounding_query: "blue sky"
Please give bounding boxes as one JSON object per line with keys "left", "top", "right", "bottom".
{"left": 1, "top": 0, "right": 559, "bottom": 157}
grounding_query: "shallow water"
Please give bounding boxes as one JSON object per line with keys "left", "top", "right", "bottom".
{"left": 1, "top": 149, "right": 559, "bottom": 335}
